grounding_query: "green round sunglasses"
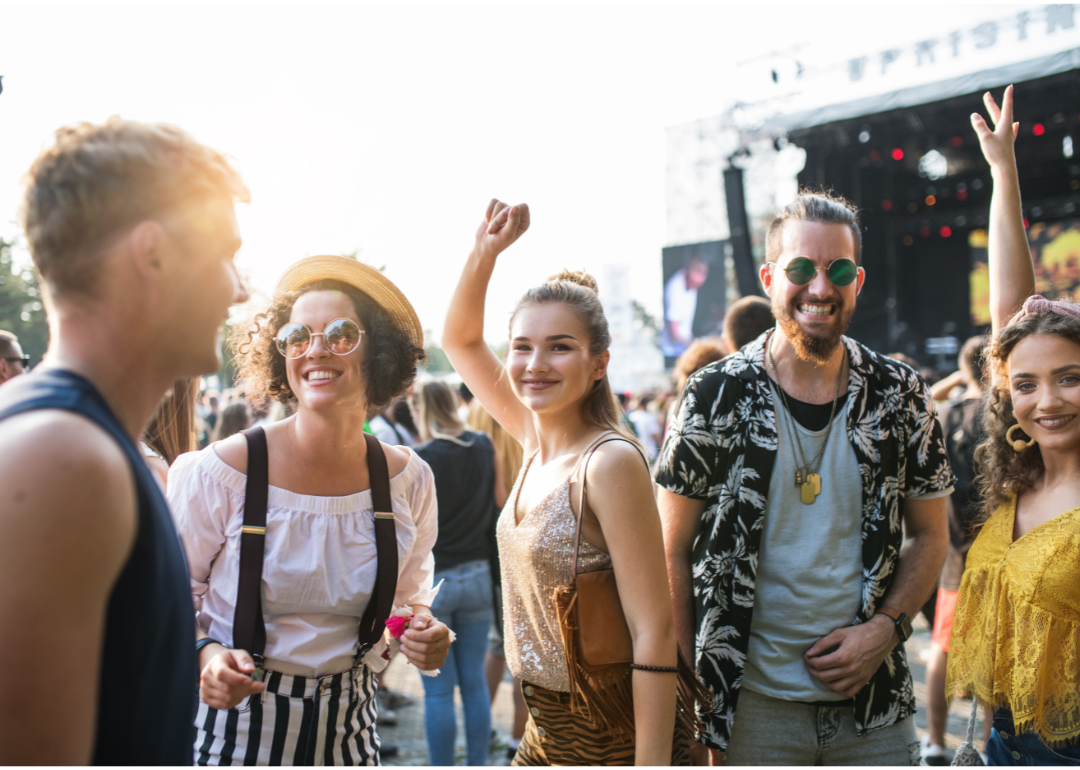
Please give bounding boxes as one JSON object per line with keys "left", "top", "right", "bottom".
{"left": 770, "top": 257, "right": 860, "bottom": 287}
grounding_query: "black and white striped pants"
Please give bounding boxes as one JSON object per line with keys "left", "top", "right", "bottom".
{"left": 194, "top": 664, "right": 381, "bottom": 766}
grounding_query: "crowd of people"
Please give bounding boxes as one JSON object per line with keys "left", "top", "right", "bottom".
{"left": 0, "top": 83, "right": 1077, "bottom": 769}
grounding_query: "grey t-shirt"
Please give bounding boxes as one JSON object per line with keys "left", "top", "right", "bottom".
{"left": 741, "top": 383, "right": 863, "bottom": 702}
{"left": 742, "top": 381, "right": 950, "bottom": 702}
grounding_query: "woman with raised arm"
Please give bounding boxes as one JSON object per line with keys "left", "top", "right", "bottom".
{"left": 946, "top": 86, "right": 1080, "bottom": 765}
{"left": 169, "top": 256, "right": 452, "bottom": 766}
{"left": 442, "top": 200, "right": 706, "bottom": 766}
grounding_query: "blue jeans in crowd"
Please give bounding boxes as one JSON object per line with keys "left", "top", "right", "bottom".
{"left": 421, "top": 559, "right": 494, "bottom": 766}
{"left": 987, "top": 708, "right": 1080, "bottom": 766}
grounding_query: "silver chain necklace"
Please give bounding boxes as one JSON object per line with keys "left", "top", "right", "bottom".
{"left": 766, "top": 332, "right": 846, "bottom": 504}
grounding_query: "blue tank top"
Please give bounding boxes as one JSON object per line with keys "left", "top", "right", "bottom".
{"left": 0, "top": 369, "right": 196, "bottom": 765}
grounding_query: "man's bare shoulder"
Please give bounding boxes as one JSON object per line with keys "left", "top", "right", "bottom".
{"left": 0, "top": 409, "right": 136, "bottom": 561}
{"left": 0, "top": 412, "right": 138, "bottom": 544}
{"left": 0, "top": 408, "right": 131, "bottom": 476}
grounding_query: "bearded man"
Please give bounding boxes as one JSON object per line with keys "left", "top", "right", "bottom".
{"left": 657, "top": 192, "right": 953, "bottom": 765}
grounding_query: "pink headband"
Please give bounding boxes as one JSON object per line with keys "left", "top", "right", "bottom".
{"left": 1005, "top": 294, "right": 1080, "bottom": 326}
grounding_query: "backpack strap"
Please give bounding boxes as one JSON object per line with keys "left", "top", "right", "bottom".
{"left": 356, "top": 433, "right": 399, "bottom": 654}
{"left": 233, "top": 427, "right": 269, "bottom": 664}
{"left": 569, "top": 433, "right": 650, "bottom": 579}
{"left": 231, "top": 428, "right": 399, "bottom": 665}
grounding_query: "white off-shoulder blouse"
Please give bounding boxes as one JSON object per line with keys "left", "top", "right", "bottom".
{"left": 168, "top": 444, "right": 439, "bottom": 678}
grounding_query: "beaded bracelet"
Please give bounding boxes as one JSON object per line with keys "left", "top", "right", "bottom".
{"left": 631, "top": 663, "right": 679, "bottom": 673}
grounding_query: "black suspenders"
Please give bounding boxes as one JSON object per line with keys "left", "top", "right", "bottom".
{"left": 232, "top": 428, "right": 399, "bottom": 671}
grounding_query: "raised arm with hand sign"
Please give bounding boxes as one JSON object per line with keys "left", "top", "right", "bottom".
{"left": 972, "top": 85, "right": 1035, "bottom": 334}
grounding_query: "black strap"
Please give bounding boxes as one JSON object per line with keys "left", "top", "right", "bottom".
{"left": 356, "top": 433, "right": 399, "bottom": 651}
{"left": 234, "top": 427, "right": 269, "bottom": 659}
{"left": 232, "top": 429, "right": 400, "bottom": 662}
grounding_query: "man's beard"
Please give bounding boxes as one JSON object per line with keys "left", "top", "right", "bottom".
{"left": 772, "top": 294, "right": 854, "bottom": 366}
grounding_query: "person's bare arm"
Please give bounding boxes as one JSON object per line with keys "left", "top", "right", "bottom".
{"left": 657, "top": 488, "right": 704, "bottom": 663}
{"left": 493, "top": 448, "right": 508, "bottom": 510}
{"left": 442, "top": 200, "right": 532, "bottom": 446}
{"left": 804, "top": 496, "right": 947, "bottom": 697}
{"left": 0, "top": 411, "right": 137, "bottom": 764}
{"left": 930, "top": 370, "right": 965, "bottom": 402}
{"left": 972, "top": 86, "right": 1034, "bottom": 334}
{"left": 658, "top": 487, "right": 715, "bottom": 765}
{"left": 587, "top": 443, "right": 678, "bottom": 765}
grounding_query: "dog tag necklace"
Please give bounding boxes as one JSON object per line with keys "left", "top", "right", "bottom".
{"left": 767, "top": 334, "right": 845, "bottom": 505}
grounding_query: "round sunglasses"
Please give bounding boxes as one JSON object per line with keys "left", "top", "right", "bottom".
{"left": 771, "top": 257, "right": 860, "bottom": 287}
{"left": 275, "top": 318, "right": 364, "bottom": 359}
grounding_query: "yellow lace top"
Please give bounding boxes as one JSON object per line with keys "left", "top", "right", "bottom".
{"left": 946, "top": 495, "right": 1080, "bottom": 746}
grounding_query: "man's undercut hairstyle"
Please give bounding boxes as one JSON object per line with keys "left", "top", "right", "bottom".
{"left": 765, "top": 190, "right": 863, "bottom": 266}
{"left": 724, "top": 296, "right": 774, "bottom": 351}
{"left": 19, "top": 117, "right": 249, "bottom": 298}
{"left": 0, "top": 330, "right": 17, "bottom": 359}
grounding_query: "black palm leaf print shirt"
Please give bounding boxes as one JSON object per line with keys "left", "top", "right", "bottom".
{"left": 655, "top": 333, "right": 955, "bottom": 750}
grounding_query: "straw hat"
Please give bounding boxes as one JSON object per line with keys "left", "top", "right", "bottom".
{"left": 276, "top": 255, "right": 424, "bottom": 348}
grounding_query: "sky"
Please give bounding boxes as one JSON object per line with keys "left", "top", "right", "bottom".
{"left": 0, "top": 2, "right": 1026, "bottom": 345}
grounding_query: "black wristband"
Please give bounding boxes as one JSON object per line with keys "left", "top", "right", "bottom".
{"left": 631, "top": 663, "right": 679, "bottom": 673}
{"left": 196, "top": 637, "right": 225, "bottom": 657}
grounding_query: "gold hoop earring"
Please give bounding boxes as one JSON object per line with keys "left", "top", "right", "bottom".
{"left": 1006, "top": 423, "right": 1035, "bottom": 452}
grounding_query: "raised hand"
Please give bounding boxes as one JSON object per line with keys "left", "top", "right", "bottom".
{"left": 971, "top": 85, "right": 1020, "bottom": 173}
{"left": 473, "top": 198, "right": 530, "bottom": 261}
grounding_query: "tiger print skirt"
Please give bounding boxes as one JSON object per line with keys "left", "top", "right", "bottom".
{"left": 512, "top": 681, "right": 691, "bottom": 766}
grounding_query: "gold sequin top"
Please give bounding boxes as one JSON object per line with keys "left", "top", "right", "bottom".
{"left": 497, "top": 449, "right": 612, "bottom": 693}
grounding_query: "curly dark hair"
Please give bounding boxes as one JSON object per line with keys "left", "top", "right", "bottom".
{"left": 974, "top": 306, "right": 1080, "bottom": 520}
{"left": 232, "top": 279, "right": 425, "bottom": 417}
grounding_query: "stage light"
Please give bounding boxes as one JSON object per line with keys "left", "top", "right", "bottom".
{"left": 859, "top": 126, "right": 871, "bottom": 143}
{"left": 972, "top": 178, "right": 984, "bottom": 190}
{"left": 903, "top": 236, "right": 914, "bottom": 246}
{"left": 925, "top": 195, "right": 937, "bottom": 206}
{"left": 1033, "top": 123, "right": 1046, "bottom": 136}
{"left": 1065, "top": 136, "right": 1074, "bottom": 159}
{"left": 940, "top": 226, "right": 952, "bottom": 237}
{"left": 892, "top": 148, "right": 904, "bottom": 161}
{"left": 882, "top": 200, "right": 893, "bottom": 211}
{"left": 870, "top": 150, "right": 881, "bottom": 161}
{"left": 907, "top": 202, "right": 918, "bottom": 213}
{"left": 919, "top": 150, "right": 947, "bottom": 180}
{"left": 1072, "top": 179, "right": 1080, "bottom": 190}
{"left": 920, "top": 227, "right": 931, "bottom": 238}
{"left": 1023, "top": 218, "right": 1030, "bottom": 229}
{"left": 957, "top": 190, "right": 968, "bottom": 201}
{"left": 951, "top": 136, "right": 964, "bottom": 147}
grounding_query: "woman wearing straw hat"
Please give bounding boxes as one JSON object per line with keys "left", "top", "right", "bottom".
{"left": 169, "top": 255, "right": 451, "bottom": 766}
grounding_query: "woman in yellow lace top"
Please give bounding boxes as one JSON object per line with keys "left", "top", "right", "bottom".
{"left": 946, "top": 86, "right": 1080, "bottom": 765}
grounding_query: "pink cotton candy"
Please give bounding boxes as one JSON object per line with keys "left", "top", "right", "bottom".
{"left": 386, "top": 614, "right": 412, "bottom": 639}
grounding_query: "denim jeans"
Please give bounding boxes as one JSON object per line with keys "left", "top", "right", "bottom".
{"left": 987, "top": 709, "right": 1080, "bottom": 766}
{"left": 422, "top": 559, "right": 494, "bottom": 766}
